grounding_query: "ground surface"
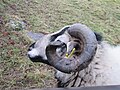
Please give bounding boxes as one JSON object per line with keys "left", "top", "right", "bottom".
{"left": 0, "top": 0, "right": 120, "bottom": 89}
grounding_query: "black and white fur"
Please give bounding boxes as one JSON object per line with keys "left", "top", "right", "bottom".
{"left": 27, "top": 26, "right": 70, "bottom": 64}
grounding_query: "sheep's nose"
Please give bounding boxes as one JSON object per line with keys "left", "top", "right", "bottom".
{"left": 27, "top": 49, "right": 39, "bottom": 58}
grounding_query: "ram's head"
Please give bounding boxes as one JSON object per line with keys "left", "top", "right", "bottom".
{"left": 46, "top": 23, "right": 97, "bottom": 73}
{"left": 27, "top": 23, "right": 99, "bottom": 73}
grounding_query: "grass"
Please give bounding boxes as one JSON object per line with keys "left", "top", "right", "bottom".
{"left": 0, "top": 0, "right": 120, "bottom": 89}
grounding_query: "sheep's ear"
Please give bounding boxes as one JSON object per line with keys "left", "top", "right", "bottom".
{"left": 94, "top": 32, "right": 103, "bottom": 43}
{"left": 27, "top": 31, "right": 48, "bottom": 41}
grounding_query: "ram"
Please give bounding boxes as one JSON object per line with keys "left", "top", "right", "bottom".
{"left": 27, "top": 23, "right": 120, "bottom": 87}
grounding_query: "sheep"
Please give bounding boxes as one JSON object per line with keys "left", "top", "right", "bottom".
{"left": 27, "top": 23, "right": 120, "bottom": 87}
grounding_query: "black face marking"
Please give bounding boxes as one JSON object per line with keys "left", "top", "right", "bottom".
{"left": 50, "top": 27, "right": 70, "bottom": 42}
{"left": 28, "top": 55, "right": 51, "bottom": 65}
{"left": 28, "top": 42, "right": 51, "bottom": 65}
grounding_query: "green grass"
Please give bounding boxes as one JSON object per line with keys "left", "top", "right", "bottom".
{"left": 0, "top": 0, "right": 120, "bottom": 89}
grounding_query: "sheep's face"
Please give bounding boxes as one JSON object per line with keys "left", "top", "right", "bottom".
{"left": 27, "top": 26, "right": 71, "bottom": 64}
{"left": 27, "top": 35, "right": 51, "bottom": 65}
{"left": 27, "top": 34, "right": 68, "bottom": 65}
{"left": 27, "top": 42, "right": 47, "bottom": 61}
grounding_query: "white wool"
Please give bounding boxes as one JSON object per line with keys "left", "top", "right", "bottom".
{"left": 92, "top": 42, "right": 120, "bottom": 85}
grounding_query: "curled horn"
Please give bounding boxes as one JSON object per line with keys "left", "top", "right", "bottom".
{"left": 46, "top": 23, "right": 98, "bottom": 73}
